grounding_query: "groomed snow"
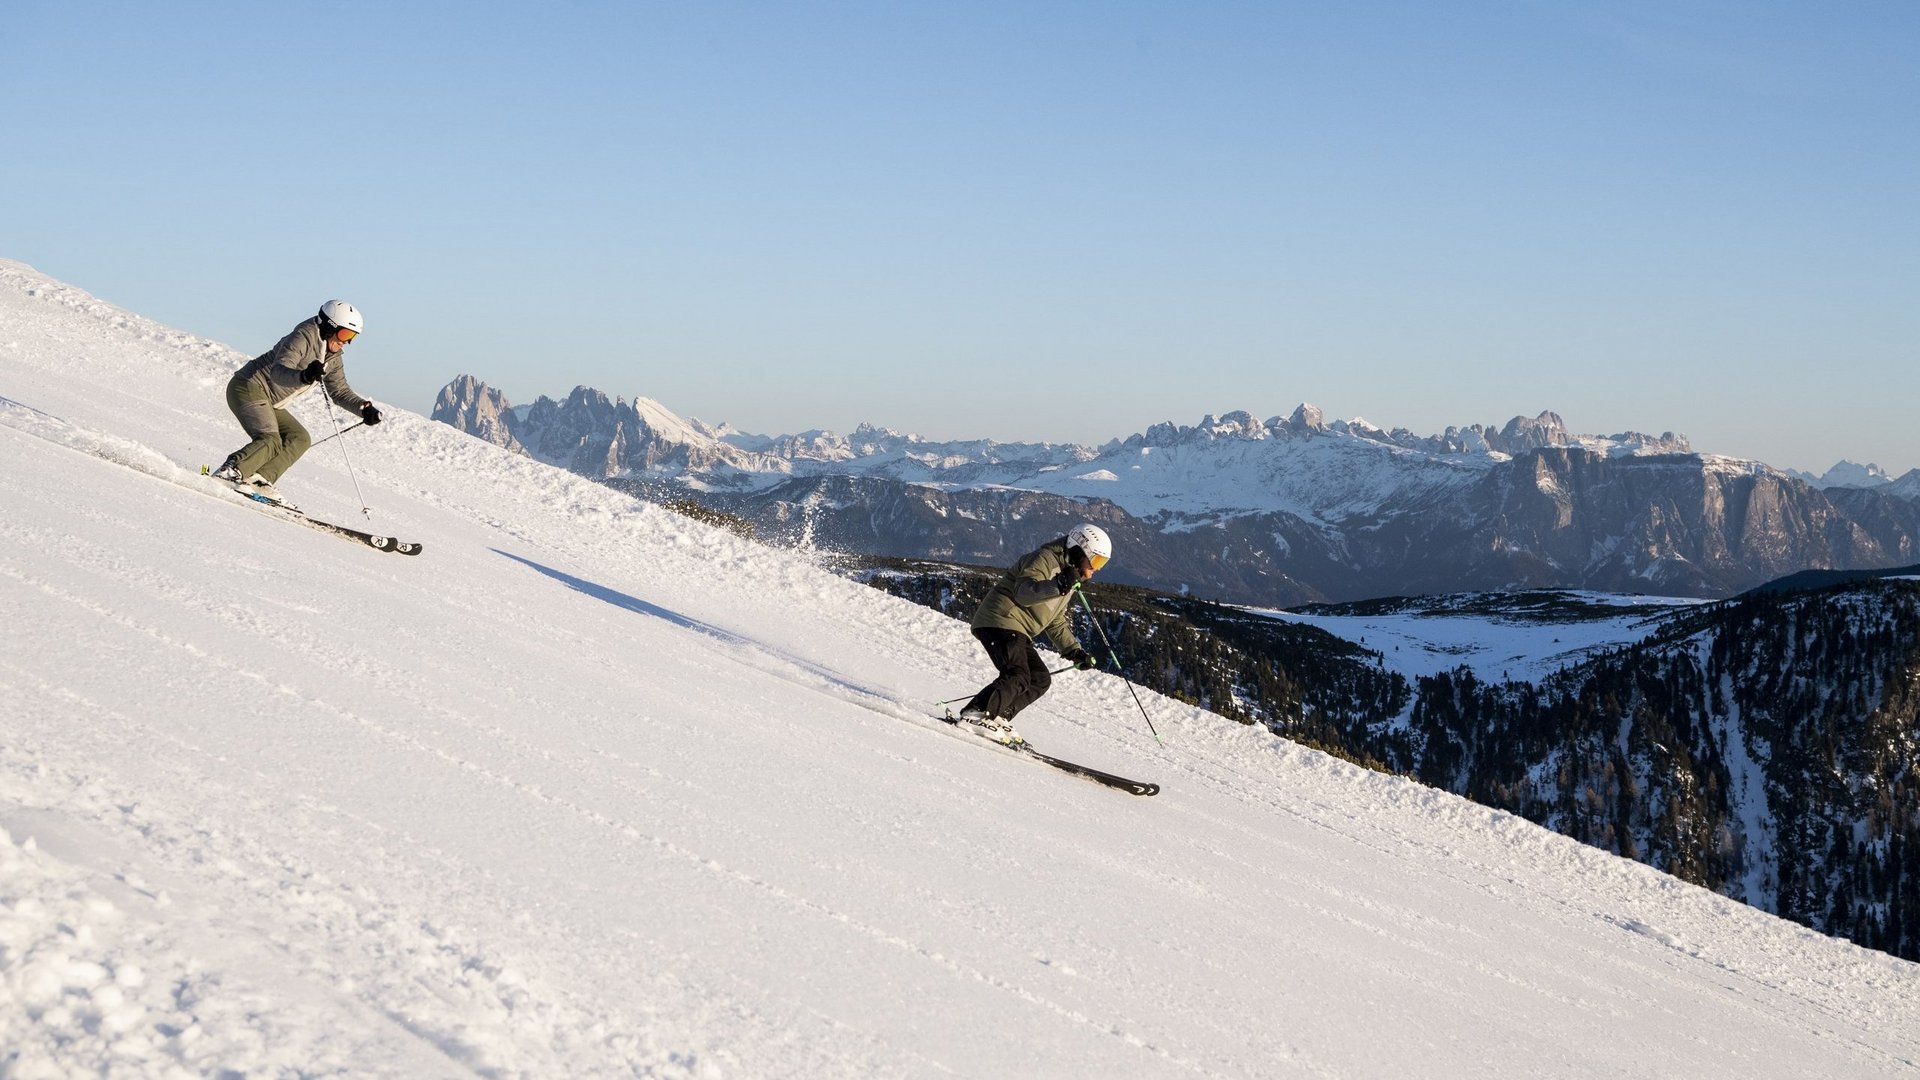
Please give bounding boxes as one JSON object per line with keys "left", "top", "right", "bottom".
{"left": 3, "top": 259, "right": 1918, "bottom": 1078}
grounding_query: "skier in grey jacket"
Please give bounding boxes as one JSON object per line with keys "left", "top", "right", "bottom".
{"left": 215, "top": 300, "right": 381, "bottom": 503}
{"left": 956, "top": 523, "right": 1113, "bottom": 744}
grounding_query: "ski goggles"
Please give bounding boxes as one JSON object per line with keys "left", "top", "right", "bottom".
{"left": 337, "top": 328, "right": 359, "bottom": 343}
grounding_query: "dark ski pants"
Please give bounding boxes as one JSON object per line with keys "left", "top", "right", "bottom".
{"left": 964, "top": 628, "right": 1052, "bottom": 720}
{"left": 226, "top": 374, "right": 311, "bottom": 483}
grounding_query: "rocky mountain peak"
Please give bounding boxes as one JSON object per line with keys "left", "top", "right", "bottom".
{"left": 1285, "top": 403, "right": 1327, "bottom": 434}
{"left": 1797, "top": 461, "right": 1894, "bottom": 489}
{"left": 1495, "top": 411, "right": 1571, "bottom": 453}
{"left": 1200, "top": 410, "right": 1267, "bottom": 439}
{"left": 430, "top": 375, "right": 520, "bottom": 452}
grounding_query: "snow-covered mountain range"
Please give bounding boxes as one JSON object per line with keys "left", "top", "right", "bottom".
{"left": 10, "top": 259, "right": 1920, "bottom": 1075}
{"left": 436, "top": 376, "right": 1920, "bottom": 604}
{"left": 1789, "top": 460, "right": 1920, "bottom": 495}
{"left": 434, "top": 375, "right": 1702, "bottom": 521}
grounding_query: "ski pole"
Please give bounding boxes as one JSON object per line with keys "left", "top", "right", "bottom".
{"left": 1074, "top": 586, "right": 1163, "bottom": 745}
{"left": 310, "top": 419, "right": 365, "bottom": 450}
{"left": 320, "top": 391, "right": 373, "bottom": 520}
{"left": 937, "top": 664, "right": 1076, "bottom": 707}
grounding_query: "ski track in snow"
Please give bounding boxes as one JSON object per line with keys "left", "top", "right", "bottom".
{"left": 3, "top": 258, "right": 1920, "bottom": 1077}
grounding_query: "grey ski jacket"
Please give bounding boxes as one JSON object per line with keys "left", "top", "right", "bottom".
{"left": 230, "top": 317, "right": 371, "bottom": 412}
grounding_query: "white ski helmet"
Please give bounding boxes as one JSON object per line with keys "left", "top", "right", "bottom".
{"left": 318, "top": 299, "right": 363, "bottom": 334}
{"left": 1066, "top": 523, "right": 1112, "bottom": 570}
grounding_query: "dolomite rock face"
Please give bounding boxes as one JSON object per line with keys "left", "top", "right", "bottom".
{"left": 431, "top": 375, "right": 522, "bottom": 453}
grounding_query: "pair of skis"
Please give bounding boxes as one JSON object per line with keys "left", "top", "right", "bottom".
{"left": 241, "top": 491, "right": 423, "bottom": 555}
{"left": 204, "top": 468, "right": 423, "bottom": 555}
{"left": 937, "top": 710, "right": 1159, "bottom": 797}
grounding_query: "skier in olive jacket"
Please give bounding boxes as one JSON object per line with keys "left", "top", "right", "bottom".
{"left": 214, "top": 299, "right": 382, "bottom": 504}
{"left": 957, "top": 523, "right": 1113, "bottom": 744}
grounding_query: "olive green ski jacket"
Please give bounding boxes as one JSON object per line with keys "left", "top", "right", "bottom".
{"left": 971, "top": 539, "right": 1084, "bottom": 653}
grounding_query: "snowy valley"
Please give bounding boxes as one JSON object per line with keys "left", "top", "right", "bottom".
{"left": 5, "top": 258, "right": 1920, "bottom": 1077}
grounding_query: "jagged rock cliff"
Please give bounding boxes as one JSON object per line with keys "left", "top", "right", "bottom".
{"left": 431, "top": 375, "right": 521, "bottom": 452}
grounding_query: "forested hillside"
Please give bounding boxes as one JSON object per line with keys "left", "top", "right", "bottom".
{"left": 849, "top": 557, "right": 1920, "bottom": 960}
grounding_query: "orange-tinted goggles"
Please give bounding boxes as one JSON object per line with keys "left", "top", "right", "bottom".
{"left": 1087, "top": 552, "right": 1109, "bottom": 572}
{"left": 337, "top": 328, "right": 358, "bottom": 343}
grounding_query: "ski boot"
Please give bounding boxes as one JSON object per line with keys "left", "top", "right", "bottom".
{"left": 956, "top": 707, "right": 1025, "bottom": 747}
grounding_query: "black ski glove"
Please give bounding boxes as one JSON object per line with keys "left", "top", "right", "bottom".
{"left": 360, "top": 402, "right": 383, "bottom": 426}
{"left": 1064, "top": 648, "right": 1097, "bottom": 671}
{"left": 300, "top": 359, "right": 325, "bottom": 384}
{"left": 1054, "top": 568, "right": 1080, "bottom": 594}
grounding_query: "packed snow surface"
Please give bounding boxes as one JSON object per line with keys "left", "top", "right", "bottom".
{"left": 3, "top": 258, "right": 1918, "bottom": 1077}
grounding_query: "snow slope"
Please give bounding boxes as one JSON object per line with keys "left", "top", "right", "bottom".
{"left": 3, "top": 259, "right": 1918, "bottom": 1078}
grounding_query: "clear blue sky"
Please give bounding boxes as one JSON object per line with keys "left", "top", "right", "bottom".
{"left": 5, "top": 1, "right": 1916, "bottom": 473}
